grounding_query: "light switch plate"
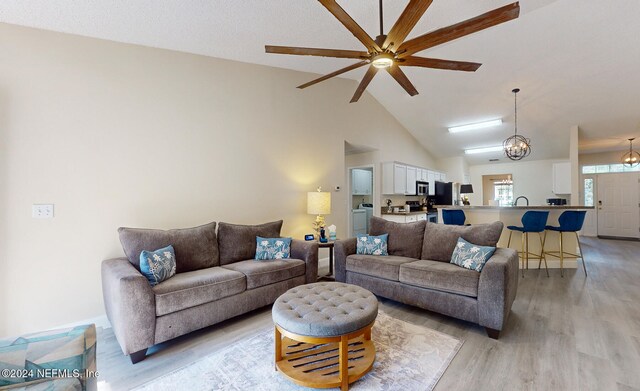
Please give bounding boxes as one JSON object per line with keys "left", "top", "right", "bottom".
{"left": 32, "top": 204, "right": 54, "bottom": 219}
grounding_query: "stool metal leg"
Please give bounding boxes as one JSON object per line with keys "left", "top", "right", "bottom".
{"left": 559, "top": 231, "right": 564, "bottom": 278}
{"left": 525, "top": 232, "right": 530, "bottom": 270}
{"left": 507, "top": 231, "right": 513, "bottom": 248}
{"left": 520, "top": 231, "right": 525, "bottom": 277}
{"left": 538, "top": 232, "right": 549, "bottom": 277}
{"left": 575, "top": 232, "right": 588, "bottom": 276}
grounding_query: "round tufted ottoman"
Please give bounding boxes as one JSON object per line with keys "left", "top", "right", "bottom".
{"left": 272, "top": 282, "right": 378, "bottom": 391}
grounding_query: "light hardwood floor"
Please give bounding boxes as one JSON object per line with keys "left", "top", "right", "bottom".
{"left": 96, "top": 237, "right": 640, "bottom": 391}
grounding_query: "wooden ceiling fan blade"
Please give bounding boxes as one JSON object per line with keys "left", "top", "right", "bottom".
{"left": 297, "top": 61, "right": 369, "bottom": 89}
{"left": 386, "top": 65, "right": 419, "bottom": 96}
{"left": 402, "top": 56, "right": 482, "bottom": 72}
{"left": 318, "top": 0, "right": 381, "bottom": 53}
{"left": 265, "top": 45, "right": 369, "bottom": 59}
{"left": 397, "top": 2, "right": 520, "bottom": 58}
{"left": 382, "top": 0, "right": 433, "bottom": 51}
{"left": 350, "top": 65, "right": 378, "bottom": 103}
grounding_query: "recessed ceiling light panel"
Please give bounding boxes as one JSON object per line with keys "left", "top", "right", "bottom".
{"left": 448, "top": 119, "right": 503, "bottom": 133}
{"left": 464, "top": 145, "right": 504, "bottom": 155}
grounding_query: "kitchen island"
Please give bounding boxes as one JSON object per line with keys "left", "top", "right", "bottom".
{"left": 434, "top": 205, "right": 594, "bottom": 269}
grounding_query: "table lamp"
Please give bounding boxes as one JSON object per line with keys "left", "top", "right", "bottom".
{"left": 460, "top": 184, "right": 474, "bottom": 205}
{"left": 307, "top": 187, "right": 331, "bottom": 238}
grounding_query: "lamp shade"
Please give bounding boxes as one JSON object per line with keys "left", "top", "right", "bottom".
{"left": 307, "top": 191, "right": 331, "bottom": 215}
{"left": 460, "top": 184, "right": 474, "bottom": 194}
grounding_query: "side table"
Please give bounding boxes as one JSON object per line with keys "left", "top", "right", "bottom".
{"left": 317, "top": 240, "right": 336, "bottom": 281}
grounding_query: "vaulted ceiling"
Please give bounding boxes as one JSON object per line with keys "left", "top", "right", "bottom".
{"left": 2, "top": 0, "right": 639, "bottom": 164}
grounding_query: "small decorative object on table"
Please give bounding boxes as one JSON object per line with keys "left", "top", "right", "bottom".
{"left": 319, "top": 227, "right": 328, "bottom": 243}
{"left": 304, "top": 234, "right": 315, "bottom": 241}
{"left": 327, "top": 224, "right": 337, "bottom": 241}
{"left": 386, "top": 198, "right": 393, "bottom": 213}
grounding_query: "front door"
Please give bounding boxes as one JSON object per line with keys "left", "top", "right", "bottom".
{"left": 597, "top": 172, "right": 640, "bottom": 238}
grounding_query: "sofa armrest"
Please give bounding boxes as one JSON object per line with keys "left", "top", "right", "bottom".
{"left": 101, "top": 258, "right": 156, "bottom": 355}
{"left": 291, "top": 239, "right": 319, "bottom": 284}
{"left": 477, "top": 248, "right": 519, "bottom": 332}
{"left": 334, "top": 238, "right": 357, "bottom": 282}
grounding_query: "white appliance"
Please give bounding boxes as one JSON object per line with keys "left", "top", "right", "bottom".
{"left": 358, "top": 203, "right": 374, "bottom": 234}
{"left": 352, "top": 209, "right": 367, "bottom": 236}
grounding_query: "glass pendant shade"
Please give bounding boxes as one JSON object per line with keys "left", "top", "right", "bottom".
{"left": 622, "top": 138, "right": 640, "bottom": 167}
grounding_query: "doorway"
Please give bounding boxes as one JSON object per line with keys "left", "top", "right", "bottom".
{"left": 596, "top": 172, "right": 640, "bottom": 239}
{"left": 482, "top": 174, "right": 513, "bottom": 206}
{"left": 348, "top": 165, "right": 375, "bottom": 237}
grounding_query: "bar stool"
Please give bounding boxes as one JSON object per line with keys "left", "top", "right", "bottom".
{"left": 442, "top": 209, "right": 467, "bottom": 226}
{"left": 507, "top": 211, "right": 549, "bottom": 277}
{"left": 542, "top": 210, "right": 588, "bottom": 277}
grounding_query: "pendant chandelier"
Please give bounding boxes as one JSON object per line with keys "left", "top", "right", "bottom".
{"left": 503, "top": 88, "right": 532, "bottom": 161}
{"left": 622, "top": 137, "right": 640, "bottom": 167}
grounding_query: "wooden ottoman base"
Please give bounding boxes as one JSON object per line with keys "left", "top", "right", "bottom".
{"left": 274, "top": 322, "right": 375, "bottom": 391}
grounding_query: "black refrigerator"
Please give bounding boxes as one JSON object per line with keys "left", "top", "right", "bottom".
{"left": 434, "top": 181, "right": 453, "bottom": 205}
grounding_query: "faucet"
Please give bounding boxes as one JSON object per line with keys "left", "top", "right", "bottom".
{"left": 513, "top": 196, "right": 529, "bottom": 206}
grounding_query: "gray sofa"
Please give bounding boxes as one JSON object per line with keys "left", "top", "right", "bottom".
{"left": 335, "top": 217, "right": 518, "bottom": 338}
{"left": 101, "top": 220, "right": 318, "bottom": 363}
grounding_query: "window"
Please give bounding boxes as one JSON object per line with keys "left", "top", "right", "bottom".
{"left": 582, "top": 164, "right": 640, "bottom": 174}
{"left": 584, "top": 178, "right": 594, "bottom": 207}
{"left": 494, "top": 183, "right": 514, "bottom": 206}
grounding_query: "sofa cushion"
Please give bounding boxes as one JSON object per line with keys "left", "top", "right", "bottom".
{"left": 118, "top": 221, "right": 218, "bottom": 273}
{"left": 399, "top": 260, "right": 481, "bottom": 297}
{"left": 218, "top": 221, "right": 283, "bottom": 265}
{"left": 152, "top": 267, "right": 246, "bottom": 316}
{"left": 346, "top": 254, "right": 417, "bottom": 281}
{"left": 369, "top": 216, "right": 425, "bottom": 259}
{"left": 222, "top": 259, "right": 305, "bottom": 289}
{"left": 421, "top": 221, "right": 503, "bottom": 262}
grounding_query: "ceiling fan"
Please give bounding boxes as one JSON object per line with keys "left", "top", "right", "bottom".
{"left": 266, "top": 0, "right": 520, "bottom": 103}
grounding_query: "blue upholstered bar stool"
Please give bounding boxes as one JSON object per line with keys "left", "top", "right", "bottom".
{"left": 442, "top": 209, "right": 467, "bottom": 226}
{"left": 543, "top": 210, "right": 588, "bottom": 277}
{"left": 507, "top": 211, "right": 550, "bottom": 277}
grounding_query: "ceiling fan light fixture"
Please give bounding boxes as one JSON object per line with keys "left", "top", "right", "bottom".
{"left": 371, "top": 53, "right": 394, "bottom": 69}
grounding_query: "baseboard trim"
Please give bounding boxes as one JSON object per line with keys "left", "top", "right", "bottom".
{"left": 56, "top": 314, "right": 112, "bottom": 331}
{"left": 598, "top": 235, "right": 640, "bottom": 242}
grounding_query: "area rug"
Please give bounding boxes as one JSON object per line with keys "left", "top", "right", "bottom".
{"left": 134, "top": 312, "right": 463, "bottom": 391}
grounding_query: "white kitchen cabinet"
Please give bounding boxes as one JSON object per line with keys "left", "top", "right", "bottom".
{"left": 440, "top": 172, "right": 447, "bottom": 182}
{"left": 417, "top": 169, "right": 426, "bottom": 182}
{"left": 552, "top": 161, "right": 572, "bottom": 194}
{"left": 382, "top": 162, "right": 408, "bottom": 195}
{"left": 394, "top": 164, "right": 407, "bottom": 194}
{"left": 382, "top": 213, "right": 425, "bottom": 223}
{"left": 427, "top": 170, "right": 436, "bottom": 195}
{"left": 351, "top": 169, "right": 372, "bottom": 195}
{"left": 406, "top": 166, "right": 417, "bottom": 195}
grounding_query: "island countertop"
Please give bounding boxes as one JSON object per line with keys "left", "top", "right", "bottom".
{"left": 434, "top": 205, "right": 594, "bottom": 210}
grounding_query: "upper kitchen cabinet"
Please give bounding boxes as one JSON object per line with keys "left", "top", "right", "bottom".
{"left": 427, "top": 170, "right": 436, "bottom": 195}
{"left": 552, "top": 161, "right": 572, "bottom": 194}
{"left": 383, "top": 162, "right": 448, "bottom": 195}
{"left": 351, "top": 169, "right": 372, "bottom": 195}
{"left": 406, "top": 167, "right": 417, "bottom": 195}
{"left": 382, "top": 162, "right": 408, "bottom": 195}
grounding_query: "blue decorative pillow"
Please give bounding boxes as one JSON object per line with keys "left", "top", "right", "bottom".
{"left": 140, "top": 245, "right": 177, "bottom": 286}
{"left": 255, "top": 237, "right": 291, "bottom": 260}
{"left": 356, "top": 234, "right": 388, "bottom": 256}
{"left": 450, "top": 237, "right": 496, "bottom": 272}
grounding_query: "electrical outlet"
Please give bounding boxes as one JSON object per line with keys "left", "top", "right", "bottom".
{"left": 32, "top": 204, "right": 54, "bottom": 219}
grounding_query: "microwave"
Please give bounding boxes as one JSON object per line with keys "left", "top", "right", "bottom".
{"left": 416, "top": 181, "right": 429, "bottom": 196}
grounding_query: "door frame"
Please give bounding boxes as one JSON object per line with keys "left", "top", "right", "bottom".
{"left": 347, "top": 164, "right": 376, "bottom": 238}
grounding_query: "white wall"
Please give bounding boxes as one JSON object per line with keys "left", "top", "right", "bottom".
{"left": 437, "top": 156, "right": 469, "bottom": 184}
{"left": 468, "top": 159, "right": 569, "bottom": 206}
{"left": 0, "top": 23, "right": 435, "bottom": 336}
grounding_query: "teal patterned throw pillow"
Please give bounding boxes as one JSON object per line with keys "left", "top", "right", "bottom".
{"left": 140, "top": 245, "right": 177, "bottom": 286}
{"left": 450, "top": 237, "right": 496, "bottom": 272}
{"left": 255, "top": 237, "right": 291, "bottom": 260}
{"left": 356, "top": 234, "right": 388, "bottom": 256}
